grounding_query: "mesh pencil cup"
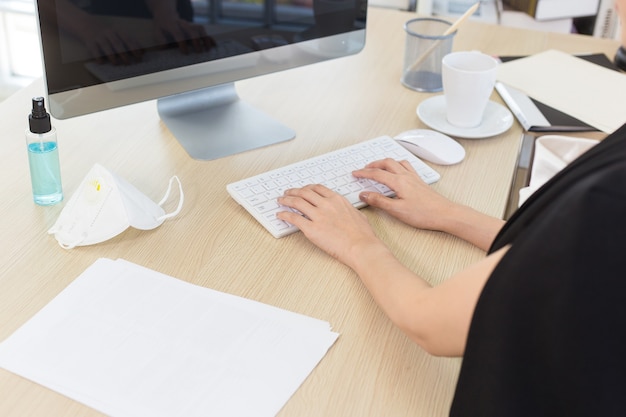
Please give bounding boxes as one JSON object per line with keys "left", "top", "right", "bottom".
{"left": 401, "top": 18, "right": 456, "bottom": 92}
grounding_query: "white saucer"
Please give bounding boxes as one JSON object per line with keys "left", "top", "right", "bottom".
{"left": 416, "top": 95, "right": 514, "bottom": 139}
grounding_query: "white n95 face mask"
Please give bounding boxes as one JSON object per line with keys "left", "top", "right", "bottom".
{"left": 48, "top": 163, "right": 184, "bottom": 249}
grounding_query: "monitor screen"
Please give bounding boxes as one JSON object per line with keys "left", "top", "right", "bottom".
{"left": 35, "top": 0, "right": 367, "bottom": 159}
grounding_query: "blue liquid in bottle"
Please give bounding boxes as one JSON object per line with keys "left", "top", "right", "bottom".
{"left": 28, "top": 140, "right": 63, "bottom": 205}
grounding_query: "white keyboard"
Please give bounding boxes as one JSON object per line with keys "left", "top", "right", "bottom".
{"left": 227, "top": 136, "right": 440, "bottom": 238}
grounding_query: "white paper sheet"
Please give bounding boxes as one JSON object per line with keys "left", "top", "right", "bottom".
{"left": 0, "top": 258, "right": 339, "bottom": 417}
{"left": 497, "top": 49, "right": 626, "bottom": 134}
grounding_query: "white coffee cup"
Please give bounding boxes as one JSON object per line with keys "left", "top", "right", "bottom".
{"left": 442, "top": 51, "right": 498, "bottom": 128}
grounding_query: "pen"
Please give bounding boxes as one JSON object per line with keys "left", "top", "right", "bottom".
{"left": 495, "top": 82, "right": 531, "bottom": 131}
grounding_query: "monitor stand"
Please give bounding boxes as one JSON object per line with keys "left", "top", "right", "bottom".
{"left": 157, "top": 83, "right": 295, "bottom": 160}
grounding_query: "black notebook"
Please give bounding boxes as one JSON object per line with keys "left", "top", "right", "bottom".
{"left": 496, "top": 54, "right": 620, "bottom": 133}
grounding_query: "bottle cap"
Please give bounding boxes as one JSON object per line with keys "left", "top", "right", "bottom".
{"left": 29, "top": 97, "right": 52, "bottom": 134}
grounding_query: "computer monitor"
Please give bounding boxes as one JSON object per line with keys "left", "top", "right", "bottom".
{"left": 34, "top": 0, "right": 366, "bottom": 160}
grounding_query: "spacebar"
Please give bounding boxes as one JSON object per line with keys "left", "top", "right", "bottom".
{"left": 343, "top": 187, "right": 381, "bottom": 207}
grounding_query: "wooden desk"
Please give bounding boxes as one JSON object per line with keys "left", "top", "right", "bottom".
{"left": 0, "top": 8, "right": 620, "bottom": 417}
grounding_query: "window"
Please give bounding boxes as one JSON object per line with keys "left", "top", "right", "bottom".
{"left": 0, "top": 0, "right": 42, "bottom": 87}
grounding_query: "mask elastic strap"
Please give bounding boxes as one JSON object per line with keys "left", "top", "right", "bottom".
{"left": 157, "top": 176, "right": 184, "bottom": 221}
{"left": 58, "top": 237, "right": 84, "bottom": 250}
{"left": 48, "top": 224, "right": 87, "bottom": 250}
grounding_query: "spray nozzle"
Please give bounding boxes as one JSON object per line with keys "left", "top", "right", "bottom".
{"left": 31, "top": 97, "right": 48, "bottom": 119}
{"left": 29, "top": 97, "right": 52, "bottom": 134}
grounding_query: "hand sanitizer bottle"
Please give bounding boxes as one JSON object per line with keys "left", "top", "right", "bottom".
{"left": 26, "top": 97, "right": 63, "bottom": 205}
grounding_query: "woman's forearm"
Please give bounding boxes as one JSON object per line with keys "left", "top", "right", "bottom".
{"left": 437, "top": 203, "right": 505, "bottom": 252}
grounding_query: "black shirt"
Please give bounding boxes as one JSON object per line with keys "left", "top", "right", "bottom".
{"left": 450, "top": 123, "right": 626, "bottom": 417}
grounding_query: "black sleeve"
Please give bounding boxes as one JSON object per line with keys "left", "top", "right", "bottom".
{"left": 450, "top": 124, "right": 626, "bottom": 417}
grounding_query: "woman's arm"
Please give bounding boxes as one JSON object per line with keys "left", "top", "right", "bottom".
{"left": 349, "top": 240, "right": 508, "bottom": 357}
{"left": 354, "top": 159, "right": 505, "bottom": 251}
{"left": 277, "top": 182, "right": 508, "bottom": 356}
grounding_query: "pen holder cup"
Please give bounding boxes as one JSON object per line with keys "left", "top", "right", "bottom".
{"left": 402, "top": 18, "right": 456, "bottom": 93}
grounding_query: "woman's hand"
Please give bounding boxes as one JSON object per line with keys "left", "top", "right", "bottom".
{"left": 354, "top": 158, "right": 456, "bottom": 232}
{"left": 152, "top": 17, "right": 215, "bottom": 54}
{"left": 277, "top": 184, "right": 384, "bottom": 269}
{"left": 354, "top": 158, "right": 504, "bottom": 251}
{"left": 84, "top": 27, "right": 144, "bottom": 65}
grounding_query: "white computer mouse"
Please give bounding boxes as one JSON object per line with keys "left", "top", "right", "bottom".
{"left": 394, "top": 129, "right": 465, "bottom": 165}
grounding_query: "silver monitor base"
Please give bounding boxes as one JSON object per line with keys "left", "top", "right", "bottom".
{"left": 157, "top": 83, "right": 295, "bottom": 160}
